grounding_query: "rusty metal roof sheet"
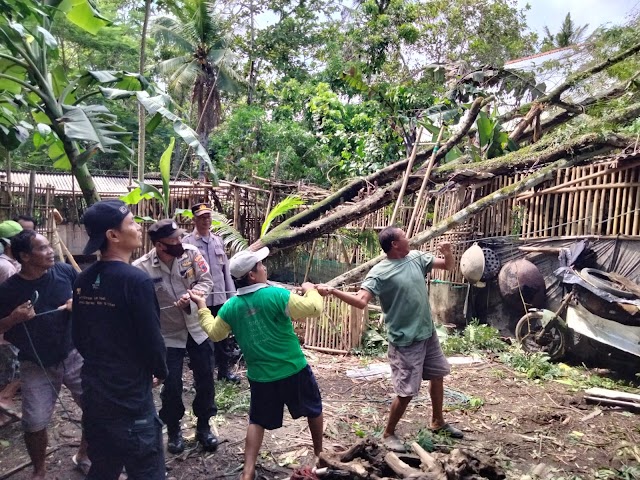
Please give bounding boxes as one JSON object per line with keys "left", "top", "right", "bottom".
{"left": 1, "top": 171, "right": 219, "bottom": 196}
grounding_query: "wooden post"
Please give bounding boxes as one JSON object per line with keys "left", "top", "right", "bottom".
{"left": 303, "top": 240, "right": 316, "bottom": 283}
{"left": 27, "top": 170, "right": 36, "bottom": 216}
{"left": 264, "top": 151, "right": 280, "bottom": 219}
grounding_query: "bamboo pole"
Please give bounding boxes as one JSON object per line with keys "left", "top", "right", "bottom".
{"left": 303, "top": 240, "right": 317, "bottom": 283}
{"left": 532, "top": 181, "right": 541, "bottom": 237}
{"left": 577, "top": 166, "right": 587, "bottom": 236}
{"left": 590, "top": 165, "right": 602, "bottom": 235}
{"left": 633, "top": 173, "right": 640, "bottom": 236}
{"left": 406, "top": 125, "right": 444, "bottom": 237}
{"left": 558, "top": 168, "right": 569, "bottom": 236}
{"left": 390, "top": 126, "right": 424, "bottom": 226}
{"left": 611, "top": 169, "right": 623, "bottom": 235}
{"left": 543, "top": 176, "right": 552, "bottom": 238}
{"left": 583, "top": 164, "right": 595, "bottom": 234}
{"left": 624, "top": 168, "right": 633, "bottom": 235}
{"left": 566, "top": 167, "right": 577, "bottom": 236}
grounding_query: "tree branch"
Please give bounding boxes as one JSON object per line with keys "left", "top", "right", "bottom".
{"left": 270, "top": 97, "right": 489, "bottom": 234}
{"left": 327, "top": 153, "right": 591, "bottom": 287}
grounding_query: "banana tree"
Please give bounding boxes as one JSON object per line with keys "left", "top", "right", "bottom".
{"left": 0, "top": 0, "right": 216, "bottom": 205}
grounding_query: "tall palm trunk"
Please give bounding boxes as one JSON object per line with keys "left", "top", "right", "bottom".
{"left": 137, "top": 0, "right": 152, "bottom": 183}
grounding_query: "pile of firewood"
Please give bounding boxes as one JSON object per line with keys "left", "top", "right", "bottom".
{"left": 316, "top": 438, "right": 505, "bottom": 480}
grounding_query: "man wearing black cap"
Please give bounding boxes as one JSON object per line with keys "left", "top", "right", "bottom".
{"left": 133, "top": 219, "right": 218, "bottom": 454}
{"left": 73, "top": 200, "right": 168, "bottom": 479}
{"left": 182, "top": 202, "right": 240, "bottom": 382}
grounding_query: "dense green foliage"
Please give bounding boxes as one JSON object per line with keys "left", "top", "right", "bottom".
{"left": 1, "top": 0, "right": 638, "bottom": 190}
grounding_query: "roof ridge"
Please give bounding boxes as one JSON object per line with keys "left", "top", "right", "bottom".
{"left": 505, "top": 45, "right": 580, "bottom": 65}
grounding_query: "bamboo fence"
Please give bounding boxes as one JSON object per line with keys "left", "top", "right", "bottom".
{"left": 294, "top": 288, "right": 368, "bottom": 354}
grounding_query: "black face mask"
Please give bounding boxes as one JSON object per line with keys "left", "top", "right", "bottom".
{"left": 160, "top": 242, "right": 184, "bottom": 258}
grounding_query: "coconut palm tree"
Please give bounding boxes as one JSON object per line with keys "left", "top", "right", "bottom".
{"left": 542, "top": 13, "right": 589, "bottom": 52}
{"left": 151, "top": 0, "right": 242, "bottom": 173}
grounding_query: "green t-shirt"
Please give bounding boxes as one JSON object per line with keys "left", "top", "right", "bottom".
{"left": 217, "top": 286, "right": 307, "bottom": 382}
{"left": 361, "top": 250, "right": 434, "bottom": 346}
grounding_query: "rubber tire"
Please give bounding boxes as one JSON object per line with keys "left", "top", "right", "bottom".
{"left": 579, "top": 268, "right": 638, "bottom": 299}
{"left": 515, "top": 311, "right": 567, "bottom": 361}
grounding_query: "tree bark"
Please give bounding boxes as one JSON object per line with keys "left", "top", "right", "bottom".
{"left": 255, "top": 129, "right": 629, "bottom": 253}
{"left": 137, "top": 0, "right": 152, "bottom": 183}
{"left": 326, "top": 153, "right": 596, "bottom": 287}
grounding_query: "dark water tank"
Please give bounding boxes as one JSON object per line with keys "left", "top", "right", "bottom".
{"left": 498, "top": 259, "right": 546, "bottom": 310}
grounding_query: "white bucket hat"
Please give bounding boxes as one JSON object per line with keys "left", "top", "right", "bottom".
{"left": 229, "top": 247, "right": 270, "bottom": 279}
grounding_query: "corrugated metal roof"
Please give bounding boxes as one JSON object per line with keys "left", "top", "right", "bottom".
{"left": 0, "top": 171, "right": 218, "bottom": 196}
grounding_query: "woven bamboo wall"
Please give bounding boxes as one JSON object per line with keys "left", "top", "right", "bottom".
{"left": 426, "top": 160, "right": 640, "bottom": 283}
{"left": 295, "top": 289, "right": 368, "bottom": 354}
{"left": 0, "top": 181, "right": 57, "bottom": 237}
{"left": 465, "top": 160, "right": 640, "bottom": 239}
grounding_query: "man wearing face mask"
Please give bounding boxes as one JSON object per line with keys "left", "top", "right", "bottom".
{"left": 133, "top": 219, "right": 217, "bottom": 454}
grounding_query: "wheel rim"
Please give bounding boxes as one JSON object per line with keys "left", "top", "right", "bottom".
{"left": 516, "top": 313, "right": 565, "bottom": 360}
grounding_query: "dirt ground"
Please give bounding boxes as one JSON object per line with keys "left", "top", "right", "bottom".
{"left": 1, "top": 350, "right": 639, "bottom": 480}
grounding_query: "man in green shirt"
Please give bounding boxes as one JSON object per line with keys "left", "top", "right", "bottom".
{"left": 189, "top": 247, "right": 324, "bottom": 480}
{"left": 320, "top": 227, "right": 462, "bottom": 452}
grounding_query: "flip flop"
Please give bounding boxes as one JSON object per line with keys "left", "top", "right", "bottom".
{"left": 383, "top": 434, "right": 406, "bottom": 452}
{"left": 431, "top": 423, "right": 464, "bottom": 439}
{"left": 72, "top": 454, "right": 91, "bottom": 476}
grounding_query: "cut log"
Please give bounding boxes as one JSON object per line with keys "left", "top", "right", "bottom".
{"left": 384, "top": 452, "right": 426, "bottom": 478}
{"left": 318, "top": 452, "right": 370, "bottom": 478}
{"left": 340, "top": 438, "right": 379, "bottom": 463}
{"left": 410, "top": 442, "right": 446, "bottom": 479}
{"left": 443, "top": 449, "right": 506, "bottom": 480}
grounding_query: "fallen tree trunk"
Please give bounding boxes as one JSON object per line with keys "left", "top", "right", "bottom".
{"left": 268, "top": 98, "right": 488, "bottom": 233}
{"left": 327, "top": 153, "right": 589, "bottom": 287}
{"left": 255, "top": 130, "right": 628, "bottom": 252}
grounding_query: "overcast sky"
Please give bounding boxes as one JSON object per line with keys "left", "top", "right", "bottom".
{"left": 517, "top": 0, "right": 639, "bottom": 37}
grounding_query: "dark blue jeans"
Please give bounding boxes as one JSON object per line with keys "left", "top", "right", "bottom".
{"left": 159, "top": 334, "right": 216, "bottom": 432}
{"left": 84, "top": 411, "right": 165, "bottom": 480}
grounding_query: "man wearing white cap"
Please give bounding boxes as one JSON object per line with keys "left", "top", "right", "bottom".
{"left": 187, "top": 247, "right": 324, "bottom": 480}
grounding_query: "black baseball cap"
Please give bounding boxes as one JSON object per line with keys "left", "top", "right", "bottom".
{"left": 82, "top": 200, "right": 131, "bottom": 255}
{"left": 148, "top": 219, "right": 184, "bottom": 243}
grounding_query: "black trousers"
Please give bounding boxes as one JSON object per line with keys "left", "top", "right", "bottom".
{"left": 84, "top": 411, "right": 165, "bottom": 480}
{"left": 159, "top": 334, "right": 216, "bottom": 432}
{"left": 209, "top": 305, "right": 235, "bottom": 375}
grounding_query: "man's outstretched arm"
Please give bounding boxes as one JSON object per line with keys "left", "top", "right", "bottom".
{"left": 317, "top": 286, "right": 373, "bottom": 310}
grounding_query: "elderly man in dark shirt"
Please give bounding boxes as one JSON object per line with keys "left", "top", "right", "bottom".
{"left": 73, "top": 200, "right": 168, "bottom": 479}
{"left": 0, "top": 230, "right": 89, "bottom": 479}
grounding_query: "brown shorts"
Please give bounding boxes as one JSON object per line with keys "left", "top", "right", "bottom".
{"left": 20, "top": 349, "right": 83, "bottom": 432}
{"left": 388, "top": 332, "right": 450, "bottom": 397}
